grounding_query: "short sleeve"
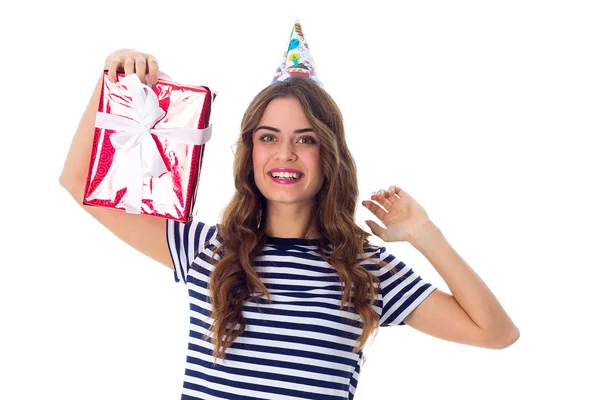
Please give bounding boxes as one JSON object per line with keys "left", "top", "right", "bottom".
{"left": 165, "top": 218, "right": 218, "bottom": 284}
{"left": 377, "top": 246, "right": 437, "bottom": 327}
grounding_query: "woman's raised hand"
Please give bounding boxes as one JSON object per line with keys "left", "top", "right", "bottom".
{"left": 362, "top": 185, "right": 433, "bottom": 244}
{"left": 104, "top": 48, "right": 159, "bottom": 85}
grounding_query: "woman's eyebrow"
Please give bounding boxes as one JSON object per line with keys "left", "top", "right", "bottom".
{"left": 255, "top": 126, "right": 314, "bottom": 134}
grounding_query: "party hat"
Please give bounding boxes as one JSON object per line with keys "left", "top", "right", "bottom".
{"left": 271, "top": 19, "right": 322, "bottom": 87}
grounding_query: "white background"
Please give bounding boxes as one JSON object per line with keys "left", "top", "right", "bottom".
{"left": 1, "top": 0, "right": 598, "bottom": 399}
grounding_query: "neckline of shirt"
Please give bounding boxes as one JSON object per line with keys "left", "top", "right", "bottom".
{"left": 266, "top": 237, "right": 326, "bottom": 246}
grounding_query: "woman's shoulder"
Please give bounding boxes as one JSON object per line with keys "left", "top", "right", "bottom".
{"left": 166, "top": 217, "right": 221, "bottom": 249}
{"left": 357, "top": 241, "right": 385, "bottom": 266}
{"left": 201, "top": 221, "right": 221, "bottom": 245}
{"left": 358, "top": 240, "right": 402, "bottom": 275}
{"left": 361, "top": 240, "right": 385, "bottom": 257}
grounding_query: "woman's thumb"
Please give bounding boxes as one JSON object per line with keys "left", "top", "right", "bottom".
{"left": 366, "top": 220, "right": 381, "bottom": 236}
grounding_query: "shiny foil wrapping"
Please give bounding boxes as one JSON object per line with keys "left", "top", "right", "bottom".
{"left": 83, "top": 71, "right": 212, "bottom": 222}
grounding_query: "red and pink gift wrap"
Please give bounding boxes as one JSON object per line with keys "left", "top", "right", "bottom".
{"left": 83, "top": 71, "right": 213, "bottom": 222}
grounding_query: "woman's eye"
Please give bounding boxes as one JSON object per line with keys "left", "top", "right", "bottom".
{"left": 258, "top": 134, "right": 316, "bottom": 144}
{"left": 259, "top": 134, "right": 275, "bottom": 142}
{"left": 298, "top": 137, "right": 315, "bottom": 144}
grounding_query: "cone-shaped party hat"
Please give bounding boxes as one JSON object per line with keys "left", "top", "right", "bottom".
{"left": 271, "top": 19, "right": 322, "bottom": 87}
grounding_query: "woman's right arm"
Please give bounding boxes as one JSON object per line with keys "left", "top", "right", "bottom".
{"left": 59, "top": 49, "right": 174, "bottom": 270}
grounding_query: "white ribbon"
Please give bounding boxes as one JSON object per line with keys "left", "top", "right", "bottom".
{"left": 94, "top": 74, "right": 212, "bottom": 214}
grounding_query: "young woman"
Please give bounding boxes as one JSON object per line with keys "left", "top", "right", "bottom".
{"left": 59, "top": 48, "right": 519, "bottom": 400}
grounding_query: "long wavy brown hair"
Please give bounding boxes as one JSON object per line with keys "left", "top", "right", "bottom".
{"left": 205, "top": 77, "right": 390, "bottom": 364}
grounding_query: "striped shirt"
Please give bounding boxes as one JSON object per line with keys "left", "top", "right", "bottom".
{"left": 166, "top": 219, "right": 437, "bottom": 400}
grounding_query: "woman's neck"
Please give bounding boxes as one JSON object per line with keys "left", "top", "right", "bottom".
{"left": 264, "top": 202, "right": 319, "bottom": 239}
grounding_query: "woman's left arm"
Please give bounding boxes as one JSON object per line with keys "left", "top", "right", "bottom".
{"left": 408, "top": 221, "right": 519, "bottom": 348}
{"left": 362, "top": 186, "right": 520, "bottom": 349}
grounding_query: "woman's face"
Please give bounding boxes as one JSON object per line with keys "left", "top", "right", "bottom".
{"left": 252, "top": 96, "right": 324, "bottom": 207}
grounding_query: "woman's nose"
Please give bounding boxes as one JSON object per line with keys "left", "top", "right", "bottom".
{"left": 275, "top": 142, "right": 296, "bottom": 161}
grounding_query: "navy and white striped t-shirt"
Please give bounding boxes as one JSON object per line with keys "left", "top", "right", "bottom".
{"left": 166, "top": 219, "right": 436, "bottom": 400}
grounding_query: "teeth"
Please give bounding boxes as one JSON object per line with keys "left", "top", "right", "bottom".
{"left": 271, "top": 172, "right": 300, "bottom": 179}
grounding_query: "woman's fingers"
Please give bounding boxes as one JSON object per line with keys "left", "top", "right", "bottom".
{"left": 123, "top": 57, "right": 135, "bottom": 78}
{"left": 107, "top": 57, "right": 122, "bottom": 83}
{"left": 135, "top": 55, "right": 148, "bottom": 83}
{"left": 104, "top": 49, "right": 159, "bottom": 84}
{"left": 363, "top": 200, "right": 387, "bottom": 222}
{"left": 389, "top": 185, "right": 406, "bottom": 198}
{"left": 379, "top": 197, "right": 393, "bottom": 210}
{"left": 147, "top": 56, "right": 159, "bottom": 84}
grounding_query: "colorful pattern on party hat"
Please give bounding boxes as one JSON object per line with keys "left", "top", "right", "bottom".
{"left": 271, "top": 19, "right": 322, "bottom": 87}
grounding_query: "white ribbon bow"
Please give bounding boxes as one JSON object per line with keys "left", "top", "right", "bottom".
{"left": 94, "top": 74, "right": 212, "bottom": 214}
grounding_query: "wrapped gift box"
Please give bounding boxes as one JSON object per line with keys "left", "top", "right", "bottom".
{"left": 83, "top": 71, "right": 213, "bottom": 222}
